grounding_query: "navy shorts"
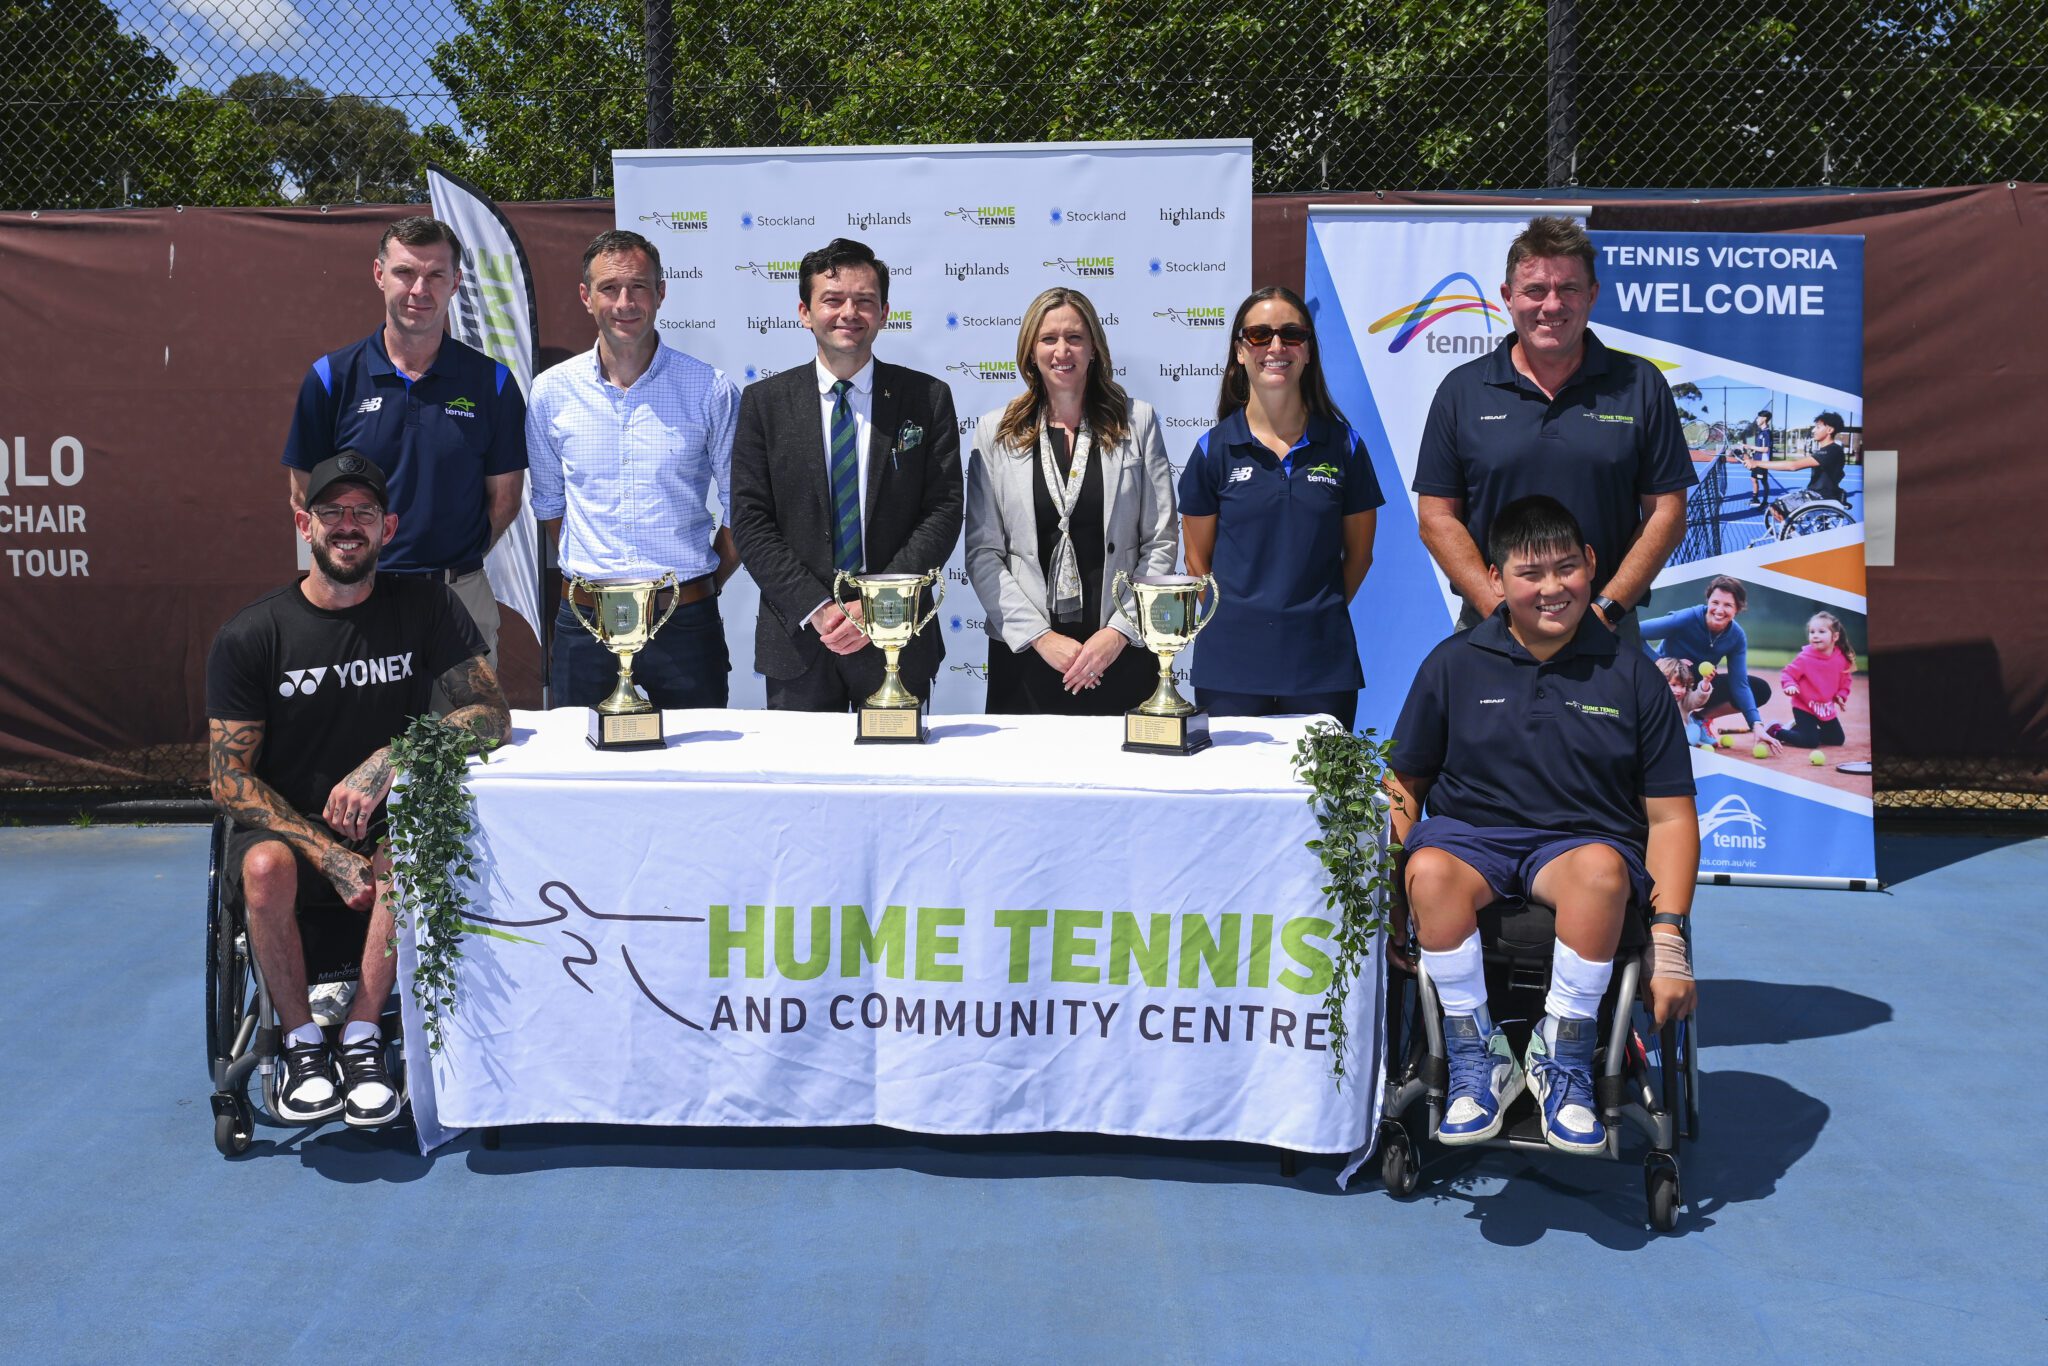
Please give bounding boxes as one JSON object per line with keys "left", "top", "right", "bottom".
{"left": 1405, "top": 816, "right": 1654, "bottom": 911}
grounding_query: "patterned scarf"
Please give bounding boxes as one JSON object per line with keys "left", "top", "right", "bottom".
{"left": 1037, "top": 417, "right": 1093, "bottom": 622}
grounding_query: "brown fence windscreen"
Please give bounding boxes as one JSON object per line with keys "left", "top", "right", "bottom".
{"left": 1, "top": 187, "right": 2042, "bottom": 807}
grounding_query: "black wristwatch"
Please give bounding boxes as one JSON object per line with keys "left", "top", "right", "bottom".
{"left": 1593, "top": 594, "right": 1629, "bottom": 622}
{"left": 1650, "top": 912, "right": 1687, "bottom": 929}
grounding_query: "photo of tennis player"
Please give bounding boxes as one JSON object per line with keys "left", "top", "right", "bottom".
{"left": 1641, "top": 574, "right": 1869, "bottom": 797}
{"left": 1668, "top": 380, "right": 1864, "bottom": 567}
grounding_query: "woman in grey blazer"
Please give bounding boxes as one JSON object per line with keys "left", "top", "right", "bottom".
{"left": 965, "top": 287, "right": 1178, "bottom": 714}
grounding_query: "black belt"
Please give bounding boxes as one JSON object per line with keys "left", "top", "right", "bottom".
{"left": 381, "top": 562, "right": 484, "bottom": 583}
{"left": 566, "top": 573, "right": 718, "bottom": 611}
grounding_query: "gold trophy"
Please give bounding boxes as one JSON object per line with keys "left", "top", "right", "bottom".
{"left": 565, "top": 573, "right": 680, "bottom": 750}
{"left": 1112, "top": 571, "right": 1218, "bottom": 755}
{"left": 832, "top": 569, "right": 945, "bottom": 744}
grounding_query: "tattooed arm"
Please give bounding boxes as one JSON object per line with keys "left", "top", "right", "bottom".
{"left": 208, "top": 718, "right": 375, "bottom": 911}
{"left": 437, "top": 652, "right": 511, "bottom": 745}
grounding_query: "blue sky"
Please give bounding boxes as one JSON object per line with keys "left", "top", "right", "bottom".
{"left": 113, "top": 0, "right": 466, "bottom": 131}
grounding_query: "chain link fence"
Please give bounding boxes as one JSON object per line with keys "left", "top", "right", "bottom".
{"left": 5, "top": 1, "right": 2045, "bottom": 210}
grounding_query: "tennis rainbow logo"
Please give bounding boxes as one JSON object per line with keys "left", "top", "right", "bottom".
{"left": 1368, "top": 272, "right": 1506, "bottom": 352}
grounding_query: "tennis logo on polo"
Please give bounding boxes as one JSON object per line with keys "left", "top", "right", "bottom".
{"left": 1567, "top": 700, "right": 1622, "bottom": 719}
{"left": 1303, "top": 462, "right": 1341, "bottom": 487}
{"left": 277, "top": 652, "right": 414, "bottom": 696}
{"left": 355, "top": 397, "right": 383, "bottom": 414}
{"left": 1586, "top": 413, "right": 1636, "bottom": 424}
{"left": 445, "top": 397, "right": 477, "bottom": 419}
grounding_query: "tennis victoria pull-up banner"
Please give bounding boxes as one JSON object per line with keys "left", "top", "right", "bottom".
{"left": 611, "top": 141, "right": 1253, "bottom": 713}
{"left": 1306, "top": 207, "right": 1874, "bottom": 889}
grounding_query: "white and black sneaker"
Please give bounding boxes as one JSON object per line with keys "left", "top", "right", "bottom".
{"left": 277, "top": 1037, "right": 344, "bottom": 1123}
{"left": 338, "top": 1035, "right": 402, "bottom": 1128}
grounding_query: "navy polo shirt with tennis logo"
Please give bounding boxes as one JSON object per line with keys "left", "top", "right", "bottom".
{"left": 281, "top": 330, "right": 527, "bottom": 576}
{"left": 1390, "top": 606, "right": 1694, "bottom": 850}
{"left": 1413, "top": 331, "right": 1694, "bottom": 595}
{"left": 1177, "top": 410, "right": 1384, "bottom": 694}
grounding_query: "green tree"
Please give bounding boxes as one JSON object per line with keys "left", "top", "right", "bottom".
{"left": 225, "top": 73, "right": 438, "bottom": 203}
{"left": 1, "top": 0, "right": 176, "bottom": 209}
{"left": 137, "top": 88, "right": 284, "bottom": 205}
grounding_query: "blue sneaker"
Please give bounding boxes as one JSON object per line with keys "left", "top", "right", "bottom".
{"left": 1526, "top": 1015, "right": 1606, "bottom": 1154}
{"left": 1439, "top": 1013, "right": 1523, "bottom": 1145}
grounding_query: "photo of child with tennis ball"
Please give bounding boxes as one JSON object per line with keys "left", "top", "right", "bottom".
{"left": 1769, "top": 611, "right": 1856, "bottom": 751}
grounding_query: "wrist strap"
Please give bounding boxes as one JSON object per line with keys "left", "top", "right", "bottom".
{"left": 1649, "top": 912, "right": 1687, "bottom": 930}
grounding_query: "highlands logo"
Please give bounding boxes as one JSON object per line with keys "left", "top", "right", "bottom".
{"left": 1153, "top": 307, "right": 1228, "bottom": 328}
{"left": 1369, "top": 272, "right": 1508, "bottom": 354}
{"left": 639, "top": 209, "right": 708, "bottom": 232}
{"left": 1044, "top": 256, "right": 1115, "bottom": 277}
{"left": 945, "top": 261, "right": 1010, "bottom": 281}
{"left": 946, "top": 360, "right": 1020, "bottom": 383}
{"left": 1160, "top": 206, "right": 1227, "bottom": 226}
{"left": 736, "top": 260, "right": 801, "bottom": 281}
{"left": 663, "top": 266, "right": 704, "bottom": 280}
{"left": 1159, "top": 361, "right": 1225, "bottom": 382}
{"left": 848, "top": 210, "right": 913, "bottom": 230}
{"left": 746, "top": 316, "right": 806, "bottom": 334}
{"left": 946, "top": 206, "right": 1017, "bottom": 227}
{"left": 1699, "top": 794, "right": 1768, "bottom": 849}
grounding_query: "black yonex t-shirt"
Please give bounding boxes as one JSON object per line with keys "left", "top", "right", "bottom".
{"left": 206, "top": 576, "right": 484, "bottom": 819}
{"left": 1806, "top": 440, "right": 1847, "bottom": 501}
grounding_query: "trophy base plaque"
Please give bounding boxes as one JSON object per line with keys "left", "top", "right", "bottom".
{"left": 588, "top": 708, "right": 666, "bottom": 751}
{"left": 856, "top": 702, "right": 928, "bottom": 744}
{"left": 1123, "top": 710, "right": 1211, "bottom": 755}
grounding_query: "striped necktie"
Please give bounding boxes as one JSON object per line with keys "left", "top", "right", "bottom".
{"left": 829, "top": 379, "right": 863, "bottom": 573}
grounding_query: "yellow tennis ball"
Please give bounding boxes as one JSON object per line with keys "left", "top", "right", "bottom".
{"left": 1698, "top": 662, "right": 1717, "bottom": 679}
{"left": 1753, "top": 742, "right": 1772, "bottom": 759}
{"left": 1811, "top": 749, "right": 1828, "bottom": 766}
{"left": 1717, "top": 733, "right": 1733, "bottom": 749}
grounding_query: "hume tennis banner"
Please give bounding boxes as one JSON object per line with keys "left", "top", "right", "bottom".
{"left": 1305, "top": 209, "right": 1873, "bottom": 888}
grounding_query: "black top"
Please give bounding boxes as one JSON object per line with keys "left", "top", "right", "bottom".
{"left": 1391, "top": 606, "right": 1695, "bottom": 851}
{"left": 1030, "top": 426, "right": 1107, "bottom": 629}
{"left": 206, "top": 576, "right": 484, "bottom": 819}
{"left": 1413, "top": 331, "right": 1696, "bottom": 594}
{"left": 1806, "top": 440, "right": 1847, "bottom": 501}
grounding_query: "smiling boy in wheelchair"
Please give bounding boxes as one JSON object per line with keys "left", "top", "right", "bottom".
{"left": 1385, "top": 495, "right": 1699, "bottom": 1155}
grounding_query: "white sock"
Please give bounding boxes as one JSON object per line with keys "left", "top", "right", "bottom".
{"left": 1421, "top": 931, "right": 1488, "bottom": 1020}
{"left": 1545, "top": 942, "right": 1613, "bottom": 1022}
{"left": 341, "top": 1020, "right": 381, "bottom": 1048}
{"left": 287, "top": 1023, "right": 324, "bottom": 1049}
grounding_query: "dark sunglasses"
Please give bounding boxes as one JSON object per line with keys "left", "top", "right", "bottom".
{"left": 1238, "top": 323, "right": 1312, "bottom": 347}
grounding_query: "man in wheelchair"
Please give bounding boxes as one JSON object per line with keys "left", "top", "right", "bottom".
{"left": 206, "top": 452, "right": 510, "bottom": 1127}
{"left": 1385, "top": 495, "right": 1699, "bottom": 1155}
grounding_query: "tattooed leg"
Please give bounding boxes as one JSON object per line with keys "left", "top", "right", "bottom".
{"left": 349, "top": 846, "right": 398, "bottom": 1028}
{"left": 241, "top": 839, "right": 314, "bottom": 1035}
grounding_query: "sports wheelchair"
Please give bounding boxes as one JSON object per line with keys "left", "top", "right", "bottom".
{"left": 203, "top": 816, "right": 407, "bottom": 1156}
{"left": 1376, "top": 899, "right": 1700, "bottom": 1232}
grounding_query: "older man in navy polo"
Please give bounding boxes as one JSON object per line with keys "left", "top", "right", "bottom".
{"left": 282, "top": 215, "right": 527, "bottom": 672}
{"left": 1413, "top": 216, "right": 1693, "bottom": 644}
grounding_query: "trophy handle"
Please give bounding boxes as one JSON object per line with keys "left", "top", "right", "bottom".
{"left": 1187, "top": 573, "right": 1220, "bottom": 640}
{"left": 830, "top": 569, "right": 873, "bottom": 644}
{"left": 1110, "top": 570, "right": 1139, "bottom": 635}
{"left": 565, "top": 575, "right": 604, "bottom": 641}
{"left": 911, "top": 569, "right": 947, "bottom": 635}
{"left": 648, "top": 571, "right": 683, "bottom": 637}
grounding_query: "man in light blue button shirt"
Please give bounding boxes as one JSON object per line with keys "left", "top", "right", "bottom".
{"left": 528, "top": 229, "right": 742, "bottom": 709}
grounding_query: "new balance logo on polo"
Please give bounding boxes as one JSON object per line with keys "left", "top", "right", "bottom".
{"left": 1228, "top": 466, "right": 1253, "bottom": 483}
{"left": 355, "top": 397, "right": 384, "bottom": 414}
{"left": 278, "top": 652, "right": 415, "bottom": 697}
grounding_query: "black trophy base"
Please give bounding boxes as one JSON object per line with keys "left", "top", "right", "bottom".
{"left": 856, "top": 702, "right": 928, "bottom": 744}
{"left": 588, "top": 706, "right": 665, "bottom": 751}
{"left": 1123, "top": 709, "right": 1212, "bottom": 755}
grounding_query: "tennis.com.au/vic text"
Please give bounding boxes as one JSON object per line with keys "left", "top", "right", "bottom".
{"left": 0, "top": 436, "right": 89, "bottom": 579}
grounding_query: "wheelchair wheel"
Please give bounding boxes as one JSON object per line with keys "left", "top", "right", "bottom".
{"left": 204, "top": 822, "right": 249, "bottom": 1074}
{"left": 211, "top": 1091, "right": 253, "bottom": 1158}
{"left": 1644, "top": 1152, "right": 1681, "bottom": 1233}
{"left": 1785, "top": 502, "right": 1855, "bottom": 538}
{"left": 1379, "top": 1120, "right": 1419, "bottom": 1198}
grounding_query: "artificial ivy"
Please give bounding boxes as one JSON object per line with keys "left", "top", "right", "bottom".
{"left": 386, "top": 713, "right": 497, "bottom": 1051}
{"left": 1291, "top": 720, "right": 1400, "bottom": 1088}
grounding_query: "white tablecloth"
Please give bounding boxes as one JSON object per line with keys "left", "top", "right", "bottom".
{"left": 397, "top": 709, "right": 1384, "bottom": 1157}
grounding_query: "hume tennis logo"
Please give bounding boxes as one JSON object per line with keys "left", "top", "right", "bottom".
{"left": 946, "top": 205, "right": 1017, "bottom": 227}
{"left": 1153, "top": 306, "right": 1227, "bottom": 329}
{"left": 736, "top": 260, "right": 801, "bottom": 281}
{"left": 1044, "top": 256, "right": 1115, "bottom": 277}
{"left": 946, "top": 359, "right": 1020, "bottom": 383}
{"left": 1699, "top": 793, "right": 1768, "bottom": 849}
{"left": 1368, "top": 272, "right": 1508, "bottom": 354}
{"left": 638, "top": 209, "right": 708, "bottom": 232}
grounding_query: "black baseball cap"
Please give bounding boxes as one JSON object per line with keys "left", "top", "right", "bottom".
{"left": 305, "top": 451, "right": 389, "bottom": 508}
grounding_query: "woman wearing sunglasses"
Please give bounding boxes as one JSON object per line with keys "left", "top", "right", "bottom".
{"left": 1176, "top": 286, "right": 1382, "bottom": 730}
{"left": 965, "top": 286, "right": 1178, "bottom": 713}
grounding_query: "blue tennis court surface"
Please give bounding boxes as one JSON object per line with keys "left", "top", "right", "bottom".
{"left": 2, "top": 824, "right": 2041, "bottom": 1361}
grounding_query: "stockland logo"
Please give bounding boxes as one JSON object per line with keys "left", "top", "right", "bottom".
{"left": 740, "top": 212, "right": 816, "bottom": 229}
{"left": 736, "top": 260, "right": 801, "bottom": 281}
{"left": 638, "top": 209, "right": 708, "bottom": 232}
{"left": 1049, "top": 207, "right": 1127, "bottom": 224}
{"left": 946, "top": 205, "right": 1018, "bottom": 227}
{"left": 946, "top": 360, "right": 1020, "bottom": 383}
{"left": 1699, "top": 794, "right": 1768, "bottom": 849}
{"left": 883, "top": 309, "right": 913, "bottom": 332}
{"left": 1149, "top": 258, "right": 1228, "bottom": 275}
{"left": 1369, "top": 272, "right": 1507, "bottom": 354}
{"left": 946, "top": 312, "right": 1022, "bottom": 330}
{"left": 1044, "top": 256, "right": 1115, "bottom": 278}
{"left": 1153, "top": 306, "right": 1227, "bottom": 329}
{"left": 743, "top": 365, "right": 780, "bottom": 382}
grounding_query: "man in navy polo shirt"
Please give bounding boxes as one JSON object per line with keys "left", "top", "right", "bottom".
{"left": 1414, "top": 216, "right": 1694, "bottom": 644}
{"left": 282, "top": 216, "right": 527, "bottom": 673}
{"left": 1387, "top": 495, "right": 1698, "bottom": 1154}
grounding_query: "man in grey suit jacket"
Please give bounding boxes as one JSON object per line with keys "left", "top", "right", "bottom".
{"left": 730, "top": 238, "right": 964, "bottom": 711}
